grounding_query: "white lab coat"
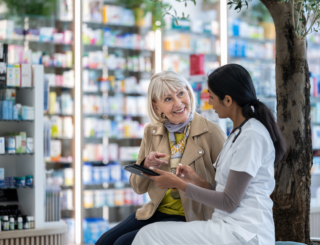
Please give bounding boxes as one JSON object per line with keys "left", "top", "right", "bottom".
{"left": 132, "top": 118, "right": 275, "bottom": 245}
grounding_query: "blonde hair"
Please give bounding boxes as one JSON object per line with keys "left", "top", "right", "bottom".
{"left": 147, "top": 71, "right": 196, "bottom": 126}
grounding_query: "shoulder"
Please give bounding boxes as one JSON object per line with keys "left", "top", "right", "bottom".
{"left": 193, "top": 113, "right": 227, "bottom": 140}
{"left": 244, "top": 119, "right": 270, "bottom": 138}
{"left": 240, "top": 119, "right": 273, "bottom": 148}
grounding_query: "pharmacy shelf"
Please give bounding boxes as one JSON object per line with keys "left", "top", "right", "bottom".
{"left": 0, "top": 225, "right": 67, "bottom": 240}
{"left": 163, "top": 50, "right": 219, "bottom": 57}
{"left": 85, "top": 204, "right": 143, "bottom": 209}
{"left": 83, "top": 44, "right": 153, "bottom": 52}
{"left": 0, "top": 186, "right": 34, "bottom": 190}
{"left": 84, "top": 182, "right": 131, "bottom": 190}
{"left": 83, "top": 67, "right": 152, "bottom": 74}
{"left": 85, "top": 137, "right": 142, "bottom": 140}
{"left": 164, "top": 29, "right": 219, "bottom": 38}
{"left": 229, "top": 56, "right": 275, "bottom": 63}
{"left": 50, "top": 86, "right": 74, "bottom": 89}
{"left": 0, "top": 38, "right": 73, "bottom": 46}
{"left": 51, "top": 136, "right": 73, "bottom": 140}
{"left": 83, "top": 21, "right": 151, "bottom": 31}
{"left": 45, "top": 157, "right": 73, "bottom": 164}
{"left": 44, "top": 113, "right": 73, "bottom": 117}
{"left": 83, "top": 90, "right": 147, "bottom": 96}
{"left": 0, "top": 153, "right": 34, "bottom": 155}
{"left": 84, "top": 160, "right": 136, "bottom": 165}
{"left": 44, "top": 66, "right": 73, "bottom": 70}
{"left": 229, "top": 35, "right": 275, "bottom": 43}
{"left": 0, "top": 86, "right": 34, "bottom": 89}
{"left": 0, "top": 120, "right": 34, "bottom": 122}
{"left": 83, "top": 114, "right": 147, "bottom": 118}
{"left": 60, "top": 185, "right": 74, "bottom": 189}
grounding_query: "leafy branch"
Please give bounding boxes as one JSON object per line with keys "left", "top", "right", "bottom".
{"left": 227, "top": 0, "right": 320, "bottom": 39}
{"left": 0, "top": 0, "right": 57, "bottom": 16}
{"left": 294, "top": 0, "right": 320, "bottom": 38}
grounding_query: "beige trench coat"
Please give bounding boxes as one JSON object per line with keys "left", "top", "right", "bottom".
{"left": 129, "top": 112, "right": 226, "bottom": 222}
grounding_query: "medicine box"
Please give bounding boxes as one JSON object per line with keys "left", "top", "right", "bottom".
{"left": 14, "top": 65, "right": 20, "bottom": 87}
{"left": 21, "top": 64, "right": 32, "bottom": 87}
{"left": 20, "top": 132, "right": 26, "bottom": 153}
{"left": 6, "top": 65, "right": 15, "bottom": 87}
{"left": 0, "top": 137, "right": 5, "bottom": 154}
{"left": 0, "top": 168, "right": 4, "bottom": 188}
{"left": 27, "top": 138, "right": 33, "bottom": 153}
{"left": 0, "top": 62, "right": 6, "bottom": 87}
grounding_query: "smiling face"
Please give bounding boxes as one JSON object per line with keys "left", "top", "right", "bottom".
{"left": 152, "top": 87, "right": 191, "bottom": 125}
{"left": 208, "top": 87, "right": 231, "bottom": 119}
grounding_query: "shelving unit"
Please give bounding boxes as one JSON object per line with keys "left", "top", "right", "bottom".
{"left": 0, "top": 11, "right": 76, "bottom": 243}
{"left": 0, "top": 65, "right": 67, "bottom": 242}
{"left": 79, "top": 1, "right": 154, "bottom": 243}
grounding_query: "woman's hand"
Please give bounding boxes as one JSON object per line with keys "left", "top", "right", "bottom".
{"left": 144, "top": 152, "right": 168, "bottom": 169}
{"left": 176, "top": 164, "right": 210, "bottom": 189}
{"left": 143, "top": 168, "right": 187, "bottom": 191}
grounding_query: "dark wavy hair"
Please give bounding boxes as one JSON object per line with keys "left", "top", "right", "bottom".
{"left": 208, "top": 64, "right": 286, "bottom": 167}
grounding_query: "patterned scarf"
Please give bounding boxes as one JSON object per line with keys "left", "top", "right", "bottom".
{"left": 167, "top": 122, "right": 191, "bottom": 199}
{"left": 169, "top": 122, "right": 191, "bottom": 158}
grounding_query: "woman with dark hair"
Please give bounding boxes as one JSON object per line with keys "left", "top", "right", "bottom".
{"left": 132, "top": 64, "right": 286, "bottom": 245}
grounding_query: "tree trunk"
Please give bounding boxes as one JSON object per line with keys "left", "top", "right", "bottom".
{"left": 261, "top": 0, "right": 312, "bottom": 244}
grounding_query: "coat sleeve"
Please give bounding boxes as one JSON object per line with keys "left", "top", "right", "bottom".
{"left": 129, "top": 126, "right": 151, "bottom": 194}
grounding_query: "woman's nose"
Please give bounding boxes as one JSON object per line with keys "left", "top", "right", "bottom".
{"left": 173, "top": 97, "right": 182, "bottom": 107}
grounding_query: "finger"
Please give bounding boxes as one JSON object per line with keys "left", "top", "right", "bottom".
{"left": 149, "top": 152, "right": 156, "bottom": 160}
{"left": 149, "top": 167, "right": 166, "bottom": 175}
{"left": 155, "top": 153, "right": 166, "bottom": 158}
{"left": 176, "top": 164, "right": 185, "bottom": 177}
{"left": 176, "top": 164, "right": 183, "bottom": 176}
{"left": 154, "top": 158, "right": 168, "bottom": 165}
{"left": 142, "top": 173, "right": 156, "bottom": 180}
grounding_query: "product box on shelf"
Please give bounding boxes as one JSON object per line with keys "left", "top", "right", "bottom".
{"left": 0, "top": 137, "right": 5, "bottom": 154}
{"left": 21, "top": 64, "right": 32, "bottom": 87}
{"left": 0, "top": 168, "right": 4, "bottom": 187}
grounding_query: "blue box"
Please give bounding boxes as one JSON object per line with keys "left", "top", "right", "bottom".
{"left": 8, "top": 100, "right": 12, "bottom": 120}
{"left": 1, "top": 100, "right": 9, "bottom": 120}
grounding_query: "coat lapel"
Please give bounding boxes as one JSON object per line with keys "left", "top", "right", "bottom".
{"left": 153, "top": 125, "right": 171, "bottom": 171}
{"left": 152, "top": 112, "right": 209, "bottom": 167}
{"left": 181, "top": 112, "right": 208, "bottom": 166}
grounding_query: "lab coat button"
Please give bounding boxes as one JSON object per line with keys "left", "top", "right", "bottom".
{"left": 199, "top": 151, "right": 203, "bottom": 154}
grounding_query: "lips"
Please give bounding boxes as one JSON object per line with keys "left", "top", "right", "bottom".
{"left": 174, "top": 107, "right": 185, "bottom": 114}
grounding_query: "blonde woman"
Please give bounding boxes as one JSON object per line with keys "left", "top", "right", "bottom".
{"left": 96, "top": 71, "right": 226, "bottom": 245}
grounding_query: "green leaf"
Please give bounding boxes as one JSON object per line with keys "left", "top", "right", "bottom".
{"left": 185, "top": 2, "right": 187, "bottom": 7}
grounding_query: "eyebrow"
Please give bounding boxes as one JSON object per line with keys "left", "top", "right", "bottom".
{"left": 164, "top": 89, "right": 183, "bottom": 97}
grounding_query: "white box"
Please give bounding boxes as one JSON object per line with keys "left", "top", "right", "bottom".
{"left": 6, "top": 65, "right": 15, "bottom": 87}
{"left": 0, "top": 137, "right": 5, "bottom": 154}
{"left": 14, "top": 64, "right": 20, "bottom": 87}
{"left": 21, "top": 64, "right": 32, "bottom": 87}
{"left": 27, "top": 138, "right": 33, "bottom": 153}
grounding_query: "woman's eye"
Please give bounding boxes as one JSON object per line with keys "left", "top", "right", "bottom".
{"left": 165, "top": 98, "right": 171, "bottom": 102}
{"left": 179, "top": 92, "right": 184, "bottom": 96}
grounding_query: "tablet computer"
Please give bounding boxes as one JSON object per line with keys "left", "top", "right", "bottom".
{"left": 124, "top": 164, "right": 160, "bottom": 180}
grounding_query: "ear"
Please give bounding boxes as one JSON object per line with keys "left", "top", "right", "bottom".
{"left": 223, "top": 95, "right": 233, "bottom": 107}
{"left": 152, "top": 102, "right": 162, "bottom": 115}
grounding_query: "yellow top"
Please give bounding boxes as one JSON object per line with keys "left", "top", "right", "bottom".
{"left": 157, "top": 133, "right": 185, "bottom": 216}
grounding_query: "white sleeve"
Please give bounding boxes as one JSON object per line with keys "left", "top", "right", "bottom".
{"left": 230, "top": 129, "right": 270, "bottom": 178}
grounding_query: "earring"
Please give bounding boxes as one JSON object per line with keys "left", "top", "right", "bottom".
{"left": 161, "top": 113, "right": 166, "bottom": 119}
